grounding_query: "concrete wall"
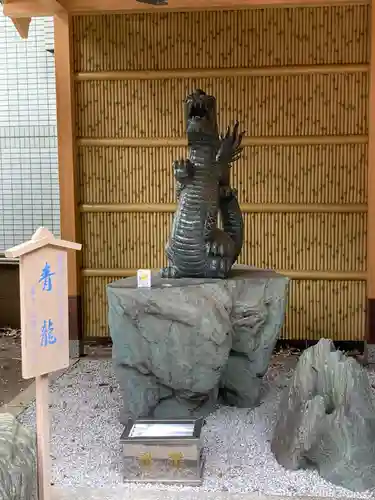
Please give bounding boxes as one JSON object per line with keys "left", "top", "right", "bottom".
{"left": 0, "top": 12, "right": 59, "bottom": 252}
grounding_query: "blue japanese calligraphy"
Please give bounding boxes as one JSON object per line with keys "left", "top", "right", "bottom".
{"left": 40, "top": 319, "right": 57, "bottom": 347}
{"left": 39, "top": 262, "right": 55, "bottom": 292}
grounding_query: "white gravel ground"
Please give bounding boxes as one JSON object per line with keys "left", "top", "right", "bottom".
{"left": 18, "top": 357, "right": 375, "bottom": 498}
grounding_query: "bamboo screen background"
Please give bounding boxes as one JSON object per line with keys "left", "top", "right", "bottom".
{"left": 72, "top": 5, "right": 369, "bottom": 340}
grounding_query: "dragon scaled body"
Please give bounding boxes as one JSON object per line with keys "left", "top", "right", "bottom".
{"left": 161, "top": 89, "right": 245, "bottom": 279}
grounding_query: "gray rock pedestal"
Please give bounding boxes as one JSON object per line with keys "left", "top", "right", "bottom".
{"left": 271, "top": 338, "right": 375, "bottom": 492}
{"left": 0, "top": 413, "right": 36, "bottom": 500}
{"left": 108, "top": 266, "right": 289, "bottom": 422}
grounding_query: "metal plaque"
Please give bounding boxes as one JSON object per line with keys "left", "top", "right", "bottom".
{"left": 120, "top": 417, "right": 204, "bottom": 485}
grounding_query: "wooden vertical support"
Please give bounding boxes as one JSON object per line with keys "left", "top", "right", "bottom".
{"left": 367, "top": 0, "right": 375, "bottom": 362}
{"left": 54, "top": 14, "right": 83, "bottom": 357}
{"left": 35, "top": 374, "right": 51, "bottom": 500}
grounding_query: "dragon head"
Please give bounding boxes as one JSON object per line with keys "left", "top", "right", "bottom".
{"left": 184, "top": 89, "right": 218, "bottom": 144}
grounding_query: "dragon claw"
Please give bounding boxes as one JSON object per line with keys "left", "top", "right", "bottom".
{"left": 206, "top": 241, "right": 225, "bottom": 257}
{"left": 173, "top": 159, "right": 194, "bottom": 183}
{"left": 216, "top": 121, "right": 245, "bottom": 166}
{"left": 206, "top": 257, "right": 230, "bottom": 278}
{"left": 219, "top": 185, "right": 238, "bottom": 199}
{"left": 160, "top": 266, "right": 180, "bottom": 279}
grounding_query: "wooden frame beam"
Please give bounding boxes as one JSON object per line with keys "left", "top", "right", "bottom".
{"left": 366, "top": 0, "right": 375, "bottom": 357}
{"left": 40, "top": 0, "right": 66, "bottom": 14}
{"left": 2, "top": 0, "right": 369, "bottom": 18}
{"left": 3, "top": 0, "right": 66, "bottom": 18}
{"left": 4, "top": 0, "right": 66, "bottom": 38}
{"left": 54, "top": 13, "right": 83, "bottom": 356}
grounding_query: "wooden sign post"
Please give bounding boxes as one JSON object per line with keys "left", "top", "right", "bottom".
{"left": 5, "top": 227, "right": 82, "bottom": 500}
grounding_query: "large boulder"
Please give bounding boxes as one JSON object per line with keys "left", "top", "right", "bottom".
{"left": 271, "top": 338, "right": 375, "bottom": 492}
{"left": 108, "top": 266, "right": 288, "bottom": 422}
{"left": 0, "top": 413, "right": 36, "bottom": 500}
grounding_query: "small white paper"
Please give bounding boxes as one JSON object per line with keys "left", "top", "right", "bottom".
{"left": 137, "top": 269, "right": 151, "bottom": 288}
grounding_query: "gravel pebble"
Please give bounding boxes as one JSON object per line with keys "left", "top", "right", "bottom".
{"left": 18, "top": 358, "right": 375, "bottom": 498}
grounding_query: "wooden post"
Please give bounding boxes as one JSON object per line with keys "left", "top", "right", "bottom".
{"left": 5, "top": 227, "right": 81, "bottom": 500}
{"left": 35, "top": 373, "right": 51, "bottom": 497}
{"left": 54, "top": 13, "right": 83, "bottom": 357}
{"left": 367, "top": 0, "right": 375, "bottom": 362}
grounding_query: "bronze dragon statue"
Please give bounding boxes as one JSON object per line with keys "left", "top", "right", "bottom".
{"left": 161, "top": 89, "right": 245, "bottom": 279}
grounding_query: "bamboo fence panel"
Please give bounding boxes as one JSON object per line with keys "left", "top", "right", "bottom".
{"left": 72, "top": 5, "right": 369, "bottom": 340}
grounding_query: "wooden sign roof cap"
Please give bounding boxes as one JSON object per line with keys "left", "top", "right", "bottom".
{"left": 5, "top": 227, "right": 82, "bottom": 259}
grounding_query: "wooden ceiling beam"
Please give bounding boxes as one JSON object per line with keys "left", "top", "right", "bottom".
{"left": 2, "top": 0, "right": 369, "bottom": 17}
{"left": 42, "top": 0, "right": 66, "bottom": 15}
{"left": 63, "top": 0, "right": 369, "bottom": 11}
{"left": 62, "top": 0, "right": 369, "bottom": 11}
{"left": 3, "top": 0, "right": 66, "bottom": 18}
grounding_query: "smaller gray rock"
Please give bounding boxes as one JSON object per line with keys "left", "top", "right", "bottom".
{"left": 0, "top": 413, "right": 36, "bottom": 500}
{"left": 271, "top": 338, "right": 375, "bottom": 492}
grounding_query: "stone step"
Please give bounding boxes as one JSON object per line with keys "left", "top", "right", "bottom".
{"left": 51, "top": 486, "right": 342, "bottom": 500}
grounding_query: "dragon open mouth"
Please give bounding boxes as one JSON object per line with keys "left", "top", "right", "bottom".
{"left": 188, "top": 101, "right": 208, "bottom": 120}
{"left": 184, "top": 89, "right": 217, "bottom": 140}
